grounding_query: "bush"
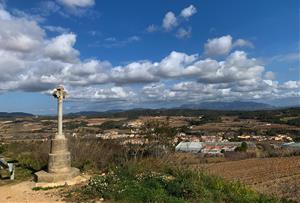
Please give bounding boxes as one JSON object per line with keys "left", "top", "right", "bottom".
{"left": 286, "top": 118, "right": 300, "bottom": 127}
{"left": 16, "top": 152, "right": 47, "bottom": 172}
{"left": 73, "top": 159, "right": 283, "bottom": 203}
{"left": 99, "top": 120, "right": 127, "bottom": 130}
{"left": 4, "top": 141, "right": 49, "bottom": 172}
{"left": 188, "top": 114, "right": 221, "bottom": 126}
{"left": 235, "top": 142, "right": 248, "bottom": 152}
{"left": 68, "top": 138, "right": 129, "bottom": 171}
{"left": 0, "top": 144, "right": 5, "bottom": 154}
{"left": 64, "top": 121, "right": 88, "bottom": 130}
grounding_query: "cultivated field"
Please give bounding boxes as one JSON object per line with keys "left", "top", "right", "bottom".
{"left": 196, "top": 156, "right": 300, "bottom": 201}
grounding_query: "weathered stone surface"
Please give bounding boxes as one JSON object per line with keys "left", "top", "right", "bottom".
{"left": 50, "top": 138, "right": 69, "bottom": 153}
{"left": 35, "top": 86, "right": 80, "bottom": 184}
{"left": 34, "top": 167, "right": 80, "bottom": 183}
{"left": 48, "top": 152, "right": 71, "bottom": 173}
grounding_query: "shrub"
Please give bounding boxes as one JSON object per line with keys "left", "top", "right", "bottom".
{"left": 16, "top": 152, "right": 47, "bottom": 172}
{"left": 64, "top": 121, "right": 88, "bottom": 130}
{"left": 74, "top": 159, "right": 283, "bottom": 203}
{"left": 5, "top": 141, "right": 49, "bottom": 172}
{"left": 140, "top": 120, "right": 177, "bottom": 158}
{"left": 99, "top": 120, "right": 127, "bottom": 130}
{"left": 235, "top": 142, "right": 248, "bottom": 152}
{"left": 69, "top": 138, "right": 128, "bottom": 171}
{"left": 0, "top": 144, "right": 5, "bottom": 154}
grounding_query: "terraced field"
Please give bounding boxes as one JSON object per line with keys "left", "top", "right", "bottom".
{"left": 196, "top": 156, "right": 300, "bottom": 201}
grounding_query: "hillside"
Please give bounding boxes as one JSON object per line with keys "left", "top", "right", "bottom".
{"left": 180, "top": 101, "right": 274, "bottom": 110}
{"left": 64, "top": 106, "right": 300, "bottom": 120}
{"left": 0, "top": 112, "right": 34, "bottom": 118}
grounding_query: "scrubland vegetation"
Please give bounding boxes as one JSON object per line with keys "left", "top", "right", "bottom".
{"left": 64, "top": 159, "right": 288, "bottom": 203}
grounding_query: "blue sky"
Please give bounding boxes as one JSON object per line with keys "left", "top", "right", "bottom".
{"left": 0, "top": 0, "right": 299, "bottom": 114}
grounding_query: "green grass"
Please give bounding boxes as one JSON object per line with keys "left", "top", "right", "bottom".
{"left": 0, "top": 166, "right": 32, "bottom": 186}
{"left": 32, "top": 185, "right": 64, "bottom": 191}
{"left": 69, "top": 159, "right": 290, "bottom": 203}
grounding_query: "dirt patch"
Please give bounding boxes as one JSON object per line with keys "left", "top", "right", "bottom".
{"left": 0, "top": 181, "right": 64, "bottom": 203}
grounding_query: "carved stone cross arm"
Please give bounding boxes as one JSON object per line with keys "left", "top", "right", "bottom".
{"left": 52, "top": 86, "right": 67, "bottom": 102}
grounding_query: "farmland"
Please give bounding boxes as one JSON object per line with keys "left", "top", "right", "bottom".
{"left": 196, "top": 156, "right": 300, "bottom": 201}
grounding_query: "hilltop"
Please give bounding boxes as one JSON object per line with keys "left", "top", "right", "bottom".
{"left": 0, "top": 112, "right": 34, "bottom": 118}
{"left": 180, "top": 101, "right": 274, "bottom": 110}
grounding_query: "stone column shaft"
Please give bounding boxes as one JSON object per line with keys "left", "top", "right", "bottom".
{"left": 57, "top": 98, "right": 63, "bottom": 138}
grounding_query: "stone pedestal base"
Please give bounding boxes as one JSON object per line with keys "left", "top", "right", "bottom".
{"left": 48, "top": 138, "right": 71, "bottom": 173}
{"left": 34, "top": 167, "right": 80, "bottom": 183}
{"left": 34, "top": 172, "right": 89, "bottom": 188}
{"left": 35, "top": 136, "right": 80, "bottom": 185}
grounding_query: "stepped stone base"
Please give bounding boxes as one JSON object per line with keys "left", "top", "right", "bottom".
{"left": 34, "top": 167, "right": 80, "bottom": 183}
{"left": 34, "top": 173, "right": 89, "bottom": 188}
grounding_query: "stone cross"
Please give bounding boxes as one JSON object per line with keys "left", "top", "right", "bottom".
{"left": 34, "top": 85, "right": 80, "bottom": 184}
{"left": 52, "top": 86, "right": 67, "bottom": 138}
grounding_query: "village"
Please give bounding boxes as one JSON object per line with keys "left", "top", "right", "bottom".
{"left": 91, "top": 124, "right": 296, "bottom": 156}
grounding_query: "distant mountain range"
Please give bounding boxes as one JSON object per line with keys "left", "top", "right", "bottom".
{"left": 0, "top": 112, "right": 34, "bottom": 117}
{"left": 67, "top": 101, "right": 275, "bottom": 117}
{"left": 179, "top": 101, "right": 274, "bottom": 111}
{"left": 0, "top": 101, "right": 286, "bottom": 118}
{"left": 67, "top": 109, "right": 124, "bottom": 117}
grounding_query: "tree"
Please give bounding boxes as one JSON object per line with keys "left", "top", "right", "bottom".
{"left": 235, "top": 142, "right": 248, "bottom": 152}
{"left": 141, "top": 120, "right": 177, "bottom": 157}
{"left": 240, "top": 142, "right": 248, "bottom": 152}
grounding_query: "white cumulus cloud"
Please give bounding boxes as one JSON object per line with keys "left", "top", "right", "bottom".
{"left": 162, "top": 11, "right": 178, "bottom": 31}
{"left": 204, "top": 35, "right": 254, "bottom": 57}
{"left": 176, "top": 27, "right": 192, "bottom": 39}
{"left": 204, "top": 35, "right": 233, "bottom": 56}
{"left": 233, "top": 39, "right": 254, "bottom": 48}
{"left": 44, "top": 33, "right": 79, "bottom": 63}
{"left": 57, "top": 0, "right": 95, "bottom": 8}
{"left": 148, "top": 5, "right": 197, "bottom": 38}
{"left": 180, "top": 5, "right": 197, "bottom": 19}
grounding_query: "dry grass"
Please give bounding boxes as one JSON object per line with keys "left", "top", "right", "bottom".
{"left": 139, "top": 116, "right": 189, "bottom": 127}
{"left": 85, "top": 117, "right": 126, "bottom": 126}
